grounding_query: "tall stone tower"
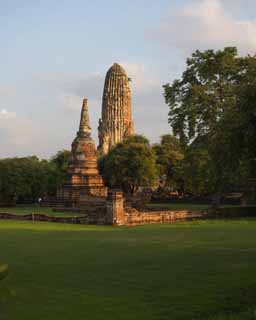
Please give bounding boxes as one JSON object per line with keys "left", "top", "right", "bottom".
{"left": 98, "top": 63, "right": 134, "bottom": 154}
{"left": 57, "top": 98, "right": 107, "bottom": 204}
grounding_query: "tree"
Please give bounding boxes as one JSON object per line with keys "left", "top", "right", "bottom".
{"left": 0, "top": 150, "right": 71, "bottom": 203}
{"left": 99, "top": 135, "right": 158, "bottom": 195}
{"left": 182, "top": 138, "right": 212, "bottom": 196}
{"left": 50, "top": 150, "right": 71, "bottom": 175}
{"left": 164, "top": 47, "right": 256, "bottom": 199}
{"left": 153, "top": 135, "right": 184, "bottom": 192}
{"left": 0, "top": 157, "right": 42, "bottom": 202}
{"left": 235, "top": 56, "right": 256, "bottom": 179}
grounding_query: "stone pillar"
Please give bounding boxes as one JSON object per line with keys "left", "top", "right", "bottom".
{"left": 106, "top": 190, "right": 125, "bottom": 225}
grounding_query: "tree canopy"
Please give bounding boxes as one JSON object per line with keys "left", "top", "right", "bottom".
{"left": 164, "top": 47, "right": 256, "bottom": 195}
{"left": 99, "top": 135, "right": 158, "bottom": 194}
{"left": 0, "top": 150, "right": 71, "bottom": 203}
{"left": 153, "top": 135, "right": 184, "bottom": 191}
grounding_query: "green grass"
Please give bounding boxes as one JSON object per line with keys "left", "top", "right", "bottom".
{"left": 1, "top": 219, "right": 256, "bottom": 319}
{"left": 146, "top": 203, "right": 245, "bottom": 211}
{"left": 146, "top": 202, "right": 210, "bottom": 211}
{"left": 0, "top": 205, "right": 79, "bottom": 217}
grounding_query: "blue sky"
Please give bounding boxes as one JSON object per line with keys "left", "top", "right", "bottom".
{"left": 1, "top": 0, "right": 256, "bottom": 158}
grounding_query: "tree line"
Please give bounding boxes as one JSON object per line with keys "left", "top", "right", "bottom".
{"left": 0, "top": 151, "right": 70, "bottom": 204}
{"left": 0, "top": 47, "right": 255, "bottom": 203}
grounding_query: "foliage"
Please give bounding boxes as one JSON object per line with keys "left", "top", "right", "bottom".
{"left": 153, "top": 135, "right": 184, "bottom": 190}
{"left": 164, "top": 47, "right": 256, "bottom": 194}
{"left": 0, "top": 265, "right": 8, "bottom": 281}
{"left": 99, "top": 135, "right": 158, "bottom": 194}
{"left": 235, "top": 57, "right": 256, "bottom": 179}
{"left": 0, "top": 150, "right": 71, "bottom": 203}
{"left": 50, "top": 150, "right": 71, "bottom": 176}
{"left": 182, "top": 138, "right": 212, "bottom": 195}
{"left": 0, "top": 264, "right": 9, "bottom": 314}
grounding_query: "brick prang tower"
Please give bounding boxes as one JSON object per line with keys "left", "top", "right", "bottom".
{"left": 98, "top": 63, "right": 134, "bottom": 154}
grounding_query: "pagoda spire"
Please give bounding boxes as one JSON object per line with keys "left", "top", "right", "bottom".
{"left": 78, "top": 98, "right": 91, "bottom": 135}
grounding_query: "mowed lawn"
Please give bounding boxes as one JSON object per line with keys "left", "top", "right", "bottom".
{"left": 1, "top": 220, "right": 256, "bottom": 320}
{"left": 146, "top": 203, "right": 210, "bottom": 211}
{"left": 0, "top": 205, "right": 78, "bottom": 217}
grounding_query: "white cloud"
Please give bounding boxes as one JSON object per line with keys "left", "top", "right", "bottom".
{"left": 148, "top": 0, "right": 256, "bottom": 55}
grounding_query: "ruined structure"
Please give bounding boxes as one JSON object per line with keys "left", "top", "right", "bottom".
{"left": 98, "top": 63, "right": 134, "bottom": 154}
{"left": 57, "top": 98, "right": 107, "bottom": 205}
{"left": 44, "top": 68, "right": 205, "bottom": 226}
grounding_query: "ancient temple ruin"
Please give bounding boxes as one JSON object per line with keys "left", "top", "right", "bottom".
{"left": 50, "top": 67, "right": 203, "bottom": 226}
{"left": 98, "top": 63, "right": 134, "bottom": 154}
{"left": 57, "top": 98, "right": 107, "bottom": 205}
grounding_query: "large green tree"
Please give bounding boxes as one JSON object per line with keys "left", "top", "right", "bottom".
{"left": 99, "top": 135, "right": 158, "bottom": 195}
{"left": 164, "top": 47, "right": 256, "bottom": 197}
{"left": 153, "top": 135, "right": 184, "bottom": 192}
{"left": 182, "top": 138, "right": 212, "bottom": 196}
{"left": 235, "top": 56, "right": 256, "bottom": 179}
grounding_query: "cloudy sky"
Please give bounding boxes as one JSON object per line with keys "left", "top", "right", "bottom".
{"left": 1, "top": 0, "right": 256, "bottom": 158}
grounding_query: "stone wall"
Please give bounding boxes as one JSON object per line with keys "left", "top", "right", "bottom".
{"left": 0, "top": 209, "right": 205, "bottom": 226}
{"left": 124, "top": 208, "right": 204, "bottom": 225}
{"left": 0, "top": 211, "right": 108, "bottom": 225}
{"left": 0, "top": 191, "right": 207, "bottom": 226}
{"left": 106, "top": 191, "right": 205, "bottom": 225}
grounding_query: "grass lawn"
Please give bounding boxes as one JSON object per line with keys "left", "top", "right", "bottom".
{"left": 146, "top": 202, "right": 210, "bottom": 211}
{"left": 0, "top": 205, "right": 78, "bottom": 217}
{"left": 1, "top": 220, "right": 256, "bottom": 319}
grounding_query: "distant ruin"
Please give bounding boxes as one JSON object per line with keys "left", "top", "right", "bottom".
{"left": 51, "top": 64, "right": 204, "bottom": 226}
{"left": 57, "top": 98, "right": 107, "bottom": 204}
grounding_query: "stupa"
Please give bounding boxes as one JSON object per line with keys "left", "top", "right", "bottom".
{"left": 57, "top": 98, "right": 107, "bottom": 204}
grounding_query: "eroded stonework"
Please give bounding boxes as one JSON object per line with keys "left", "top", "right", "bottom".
{"left": 98, "top": 63, "right": 134, "bottom": 154}
{"left": 57, "top": 98, "right": 107, "bottom": 204}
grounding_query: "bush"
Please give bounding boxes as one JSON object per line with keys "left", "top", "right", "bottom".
{"left": 0, "top": 265, "right": 8, "bottom": 281}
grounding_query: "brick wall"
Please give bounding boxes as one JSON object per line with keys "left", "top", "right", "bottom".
{"left": 0, "top": 212, "right": 108, "bottom": 225}
{"left": 124, "top": 208, "right": 204, "bottom": 225}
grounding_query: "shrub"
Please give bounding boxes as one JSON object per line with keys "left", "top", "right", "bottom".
{"left": 0, "top": 265, "right": 8, "bottom": 281}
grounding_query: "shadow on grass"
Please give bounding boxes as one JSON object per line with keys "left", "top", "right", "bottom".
{"left": 207, "top": 286, "right": 256, "bottom": 320}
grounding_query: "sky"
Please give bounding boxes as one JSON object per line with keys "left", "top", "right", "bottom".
{"left": 1, "top": 0, "right": 256, "bottom": 158}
